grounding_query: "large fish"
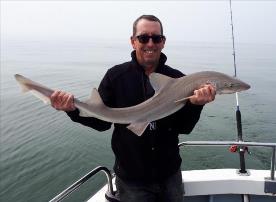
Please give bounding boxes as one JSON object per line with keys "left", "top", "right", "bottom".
{"left": 14, "top": 71, "right": 250, "bottom": 136}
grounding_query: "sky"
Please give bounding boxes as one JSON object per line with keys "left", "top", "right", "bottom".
{"left": 1, "top": 1, "right": 276, "bottom": 44}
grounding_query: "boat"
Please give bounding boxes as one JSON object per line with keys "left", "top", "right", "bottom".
{"left": 49, "top": 140, "right": 276, "bottom": 202}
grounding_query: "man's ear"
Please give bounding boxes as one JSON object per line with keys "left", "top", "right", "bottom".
{"left": 160, "top": 36, "right": 166, "bottom": 49}
{"left": 162, "top": 36, "right": 166, "bottom": 45}
{"left": 130, "top": 36, "right": 136, "bottom": 49}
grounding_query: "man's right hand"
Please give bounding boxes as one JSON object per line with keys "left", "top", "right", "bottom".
{"left": 50, "top": 90, "right": 76, "bottom": 112}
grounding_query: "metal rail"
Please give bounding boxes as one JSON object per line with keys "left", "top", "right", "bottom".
{"left": 49, "top": 141, "right": 275, "bottom": 202}
{"left": 179, "top": 141, "right": 276, "bottom": 180}
{"left": 49, "top": 166, "right": 114, "bottom": 202}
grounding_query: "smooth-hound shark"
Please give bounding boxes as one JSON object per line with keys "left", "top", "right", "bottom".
{"left": 14, "top": 71, "right": 250, "bottom": 136}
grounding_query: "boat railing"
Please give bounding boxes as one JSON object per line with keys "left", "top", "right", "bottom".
{"left": 178, "top": 141, "right": 276, "bottom": 180}
{"left": 49, "top": 166, "right": 114, "bottom": 202}
{"left": 49, "top": 141, "right": 276, "bottom": 202}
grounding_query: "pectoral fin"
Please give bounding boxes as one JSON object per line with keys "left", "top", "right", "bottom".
{"left": 174, "top": 95, "right": 195, "bottom": 103}
{"left": 127, "top": 122, "right": 149, "bottom": 136}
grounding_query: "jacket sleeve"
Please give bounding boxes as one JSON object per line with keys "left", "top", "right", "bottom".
{"left": 171, "top": 100, "right": 204, "bottom": 134}
{"left": 66, "top": 70, "right": 114, "bottom": 131}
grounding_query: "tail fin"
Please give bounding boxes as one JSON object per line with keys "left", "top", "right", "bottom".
{"left": 14, "top": 74, "right": 32, "bottom": 92}
{"left": 14, "top": 74, "right": 52, "bottom": 104}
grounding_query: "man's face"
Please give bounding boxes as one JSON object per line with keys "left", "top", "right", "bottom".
{"left": 131, "top": 19, "right": 165, "bottom": 69}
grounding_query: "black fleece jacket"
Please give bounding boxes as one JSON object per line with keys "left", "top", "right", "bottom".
{"left": 67, "top": 51, "right": 203, "bottom": 184}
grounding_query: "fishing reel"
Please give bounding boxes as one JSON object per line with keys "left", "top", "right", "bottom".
{"left": 229, "top": 145, "right": 251, "bottom": 155}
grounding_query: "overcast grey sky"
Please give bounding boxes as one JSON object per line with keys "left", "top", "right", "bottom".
{"left": 1, "top": 1, "right": 276, "bottom": 44}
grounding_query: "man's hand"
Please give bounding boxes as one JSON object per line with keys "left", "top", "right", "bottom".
{"left": 50, "top": 90, "right": 76, "bottom": 111}
{"left": 189, "top": 84, "right": 216, "bottom": 105}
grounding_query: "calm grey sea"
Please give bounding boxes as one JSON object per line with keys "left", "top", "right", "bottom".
{"left": 1, "top": 39, "right": 276, "bottom": 201}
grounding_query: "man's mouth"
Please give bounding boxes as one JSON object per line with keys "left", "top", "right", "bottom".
{"left": 144, "top": 50, "right": 154, "bottom": 54}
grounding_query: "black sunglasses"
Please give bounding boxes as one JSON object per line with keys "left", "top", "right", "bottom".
{"left": 135, "top": 34, "right": 165, "bottom": 44}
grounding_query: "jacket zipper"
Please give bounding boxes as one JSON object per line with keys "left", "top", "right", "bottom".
{"left": 141, "top": 72, "right": 147, "bottom": 101}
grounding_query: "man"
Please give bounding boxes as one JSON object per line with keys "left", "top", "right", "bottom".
{"left": 50, "top": 15, "right": 215, "bottom": 202}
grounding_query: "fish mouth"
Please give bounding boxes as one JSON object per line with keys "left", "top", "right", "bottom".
{"left": 240, "top": 82, "right": 251, "bottom": 91}
{"left": 233, "top": 78, "right": 250, "bottom": 92}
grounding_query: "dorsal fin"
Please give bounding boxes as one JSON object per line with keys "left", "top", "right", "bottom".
{"left": 149, "top": 73, "right": 174, "bottom": 92}
{"left": 79, "top": 88, "right": 104, "bottom": 117}
{"left": 84, "top": 88, "right": 104, "bottom": 106}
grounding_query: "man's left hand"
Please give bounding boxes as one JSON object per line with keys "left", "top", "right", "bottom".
{"left": 189, "top": 84, "right": 216, "bottom": 105}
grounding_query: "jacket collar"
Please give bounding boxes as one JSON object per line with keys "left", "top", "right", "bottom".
{"left": 131, "top": 50, "right": 167, "bottom": 73}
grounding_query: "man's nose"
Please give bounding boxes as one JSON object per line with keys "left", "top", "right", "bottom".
{"left": 146, "top": 38, "right": 154, "bottom": 46}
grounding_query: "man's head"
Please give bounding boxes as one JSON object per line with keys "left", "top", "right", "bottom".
{"left": 132, "top": 15, "right": 164, "bottom": 36}
{"left": 131, "top": 15, "right": 166, "bottom": 71}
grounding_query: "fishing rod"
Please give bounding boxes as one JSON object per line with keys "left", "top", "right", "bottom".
{"left": 229, "top": 1, "right": 250, "bottom": 201}
{"left": 229, "top": 0, "right": 247, "bottom": 174}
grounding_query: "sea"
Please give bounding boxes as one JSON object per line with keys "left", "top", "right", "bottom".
{"left": 1, "top": 38, "right": 276, "bottom": 201}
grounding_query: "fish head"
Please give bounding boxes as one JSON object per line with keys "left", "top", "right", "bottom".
{"left": 215, "top": 76, "right": 250, "bottom": 94}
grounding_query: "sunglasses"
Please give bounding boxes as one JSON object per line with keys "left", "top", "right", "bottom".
{"left": 135, "top": 34, "right": 165, "bottom": 44}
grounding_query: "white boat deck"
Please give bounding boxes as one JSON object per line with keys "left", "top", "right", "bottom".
{"left": 183, "top": 169, "right": 271, "bottom": 196}
{"left": 89, "top": 169, "right": 275, "bottom": 201}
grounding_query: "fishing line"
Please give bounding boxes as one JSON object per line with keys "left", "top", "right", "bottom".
{"left": 230, "top": 0, "right": 237, "bottom": 78}
{"left": 229, "top": 0, "right": 240, "bottom": 108}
